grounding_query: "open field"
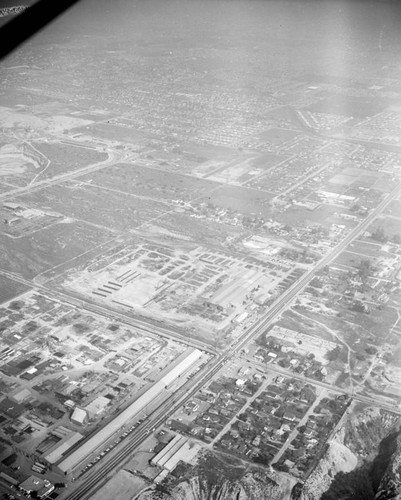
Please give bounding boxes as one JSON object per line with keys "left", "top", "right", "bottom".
{"left": 0, "top": 275, "right": 30, "bottom": 304}
{"left": 385, "top": 199, "right": 401, "bottom": 218}
{"left": 89, "top": 469, "right": 148, "bottom": 500}
{"left": 370, "top": 175, "right": 395, "bottom": 193}
{"left": 199, "top": 184, "right": 275, "bottom": 218}
{"left": 206, "top": 152, "right": 285, "bottom": 185}
{"left": 276, "top": 310, "right": 335, "bottom": 343}
{"left": 81, "top": 162, "right": 221, "bottom": 202}
{"left": 306, "top": 95, "right": 387, "bottom": 119}
{"left": 333, "top": 250, "right": 390, "bottom": 270}
{"left": 70, "top": 121, "right": 149, "bottom": 146}
{"left": 0, "top": 182, "right": 16, "bottom": 193}
{"left": 275, "top": 204, "right": 353, "bottom": 228}
{"left": 365, "top": 215, "right": 401, "bottom": 240}
{"left": 0, "top": 140, "right": 107, "bottom": 187}
{"left": 17, "top": 182, "right": 173, "bottom": 232}
{"left": 0, "top": 142, "right": 47, "bottom": 187}
{"left": 257, "top": 127, "right": 301, "bottom": 145}
{"left": 0, "top": 220, "right": 113, "bottom": 279}
{"left": 151, "top": 212, "right": 244, "bottom": 247}
{"left": 347, "top": 240, "right": 386, "bottom": 257}
{"left": 30, "top": 141, "right": 108, "bottom": 181}
{"left": 0, "top": 105, "right": 94, "bottom": 133}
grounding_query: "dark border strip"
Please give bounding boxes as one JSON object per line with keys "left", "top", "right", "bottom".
{"left": 0, "top": 0, "right": 81, "bottom": 60}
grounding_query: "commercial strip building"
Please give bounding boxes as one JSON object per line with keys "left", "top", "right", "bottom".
{"left": 57, "top": 348, "right": 204, "bottom": 474}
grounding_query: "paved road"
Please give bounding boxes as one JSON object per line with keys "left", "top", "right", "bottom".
{"left": 0, "top": 268, "right": 216, "bottom": 354}
{"left": 61, "top": 355, "right": 226, "bottom": 500}
{"left": 243, "top": 356, "right": 401, "bottom": 413}
{"left": 0, "top": 147, "right": 126, "bottom": 201}
{"left": 2, "top": 176, "right": 400, "bottom": 498}
{"left": 224, "top": 181, "right": 401, "bottom": 361}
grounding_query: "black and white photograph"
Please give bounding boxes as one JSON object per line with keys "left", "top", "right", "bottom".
{"left": 0, "top": 1, "right": 400, "bottom": 499}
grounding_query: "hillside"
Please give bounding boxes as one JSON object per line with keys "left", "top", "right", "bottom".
{"left": 299, "top": 406, "right": 401, "bottom": 500}
{"left": 136, "top": 450, "right": 295, "bottom": 500}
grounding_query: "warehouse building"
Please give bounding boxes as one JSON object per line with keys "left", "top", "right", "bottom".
{"left": 43, "top": 431, "right": 83, "bottom": 464}
{"left": 152, "top": 434, "right": 201, "bottom": 473}
{"left": 71, "top": 407, "right": 88, "bottom": 426}
{"left": 151, "top": 435, "right": 186, "bottom": 468}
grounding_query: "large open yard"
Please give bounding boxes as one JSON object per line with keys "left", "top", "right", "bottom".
{"left": 17, "top": 182, "right": 173, "bottom": 233}
{"left": 0, "top": 220, "right": 113, "bottom": 279}
{"left": 81, "top": 162, "right": 221, "bottom": 202}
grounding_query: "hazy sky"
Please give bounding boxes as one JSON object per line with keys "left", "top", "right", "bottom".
{"left": 2, "top": 0, "right": 401, "bottom": 96}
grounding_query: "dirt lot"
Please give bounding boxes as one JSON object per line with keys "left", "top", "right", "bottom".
{"left": 18, "top": 182, "right": 172, "bottom": 232}
{"left": 0, "top": 275, "right": 30, "bottom": 304}
{"left": 90, "top": 469, "right": 149, "bottom": 500}
{"left": 0, "top": 220, "right": 113, "bottom": 279}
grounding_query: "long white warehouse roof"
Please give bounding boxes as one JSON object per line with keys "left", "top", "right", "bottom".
{"left": 58, "top": 348, "right": 203, "bottom": 473}
{"left": 44, "top": 432, "right": 84, "bottom": 464}
{"left": 151, "top": 435, "right": 186, "bottom": 467}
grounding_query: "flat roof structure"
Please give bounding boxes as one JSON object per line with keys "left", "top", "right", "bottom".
{"left": 19, "top": 475, "right": 45, "bottom": 494}
{"left": 43, "top": 432, "right": 84, "bottom": 464}
{"left": 84, "top": 396, "right": 110, "bottom": 417}
{"left": 71, "top": 407, "right": 88, "bottom": 425}
{"left": 163, "top": 440, "right": 199, "bottom": 472}
{"left": 156, "top": 437, "right": 187, "bottom": 469}
{"left": 150, "top": 435, "right": 185, "bottom": 467}
{"left": 151, "top": 435, "right": 201, "bottom": 472}
{"left": 57, "top": 348, "right": 203, "bottom": 474}
{"left": 0, "top": 471, "right": 19, "bottom": 486}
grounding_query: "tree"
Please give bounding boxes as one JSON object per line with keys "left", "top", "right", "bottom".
{"left": 326, "top": 346, "right": 341, "bottom": 362}
{"left": 358, "top": 258, "right": 374, "bottom": 281}
{"left": 351, "top": 301, "right": 366, "bottom": 313}
{"left": 326, "top": 346, "right": 348, "bottom": 363}
{"left": 371, "top": 226, "right": 386, "bottom": 242}
{"left": 392, "top": 233, "right": 401, "bottom": 244}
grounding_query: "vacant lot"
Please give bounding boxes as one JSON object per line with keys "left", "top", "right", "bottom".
{"left": 18, "top": 182, "right": 172, "bottom": 232}
{"left": 366, "top": 216, "right": 401, "bottom": 240}
{"left": 0, "top": 275, "right": 30, "bottom": 304}
{"left": 93, "top": 469, "right": 148, "bottom": 500}
{"left": 0, "top": 220, "right": 113, "bottom": 279}
{"left": 32, "top": 141, "right": 108, "bottom": 181}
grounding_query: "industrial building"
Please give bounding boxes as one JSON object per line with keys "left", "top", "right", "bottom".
{"left": 84, "top": 396, "right": 110, "bottom": 418}
{"left": 151, "top": 434, "right": 186, "bottom": 468}
{"left": 19, "top": 475, "right": 55, "bottom": 498}
{"left": 57, "top": 348, "right": 203, "bottom": 474}
{"left": 71, "top": 407, "right": 88, "bottom": 426}
{"left": 151, "top": 434, "right": 201, "bottom": 472}
{"left": 43, "top": 431, "right": 83, "bottom": 464}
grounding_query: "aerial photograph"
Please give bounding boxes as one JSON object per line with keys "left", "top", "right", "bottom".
{"left": 0, "top": 0, "right": 400, "bottom": 498}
